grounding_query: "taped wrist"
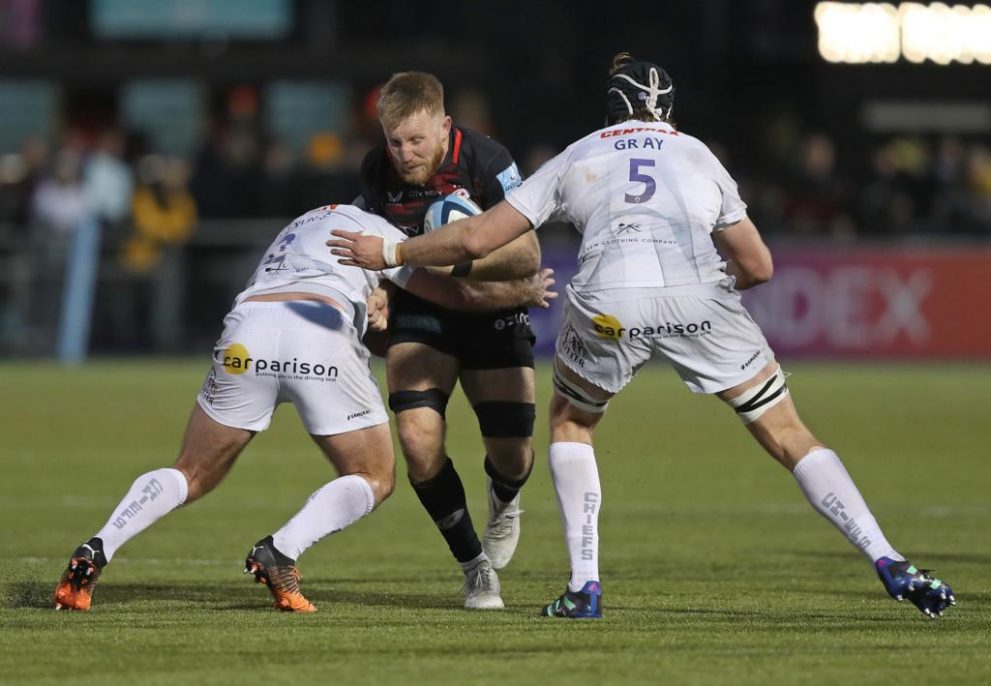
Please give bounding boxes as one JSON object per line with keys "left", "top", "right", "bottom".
{"left": 381, "top": 240, "right": 402, "bottom": 267}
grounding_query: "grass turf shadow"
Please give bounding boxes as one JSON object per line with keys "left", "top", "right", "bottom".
{"left": 5, "top": 579, "right": 458, "bottom": 612}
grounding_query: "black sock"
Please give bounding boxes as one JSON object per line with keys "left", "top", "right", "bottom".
{"left": 411, "top": 458, "right": 482, "bottom": 564}
{"left": 484, "top": 455, "right": 532, "bottom": 503}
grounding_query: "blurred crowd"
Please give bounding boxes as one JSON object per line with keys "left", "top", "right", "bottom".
{"left": 738, "top": 131, "right": 991, "bottom": 240}
{"left": 1, "top": 83, "right": 989, "bottom": 357}
{"left": 2, "top": 93, "right": 990, "bottom": 256}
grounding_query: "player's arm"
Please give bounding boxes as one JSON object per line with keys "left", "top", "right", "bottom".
{"left": 398, "top": 266, "right": 556, "bottom": 311}
{"left": 409, "top": 200, "right": 534, "bottom": 265}
{"left": 457, "top": 229, "right": 540, "bottom": 281}
{"left": 329, "top": 200, "right": 534, "bottom": 270}
{"left": 459, "top": 142, "right": 540, "bottom": 280}
{"left": 712, "top": 216, "right": 773, "bottom": 290}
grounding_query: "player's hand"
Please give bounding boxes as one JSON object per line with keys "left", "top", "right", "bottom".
{"left": 327, "top": 230, "right": 388, "bottom": 270}
{"left": 366, "top": 287, "right": 390, "bottom": 332}
{"left": 717, "top": 265, "right": 737, "bottom": 292}
{"left": 527, "top": 268, "right": 558, "bottom": 309}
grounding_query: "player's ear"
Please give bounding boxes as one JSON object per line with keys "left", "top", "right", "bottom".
{"left": 441, "top": 115, "right": 452, "bottom": 135}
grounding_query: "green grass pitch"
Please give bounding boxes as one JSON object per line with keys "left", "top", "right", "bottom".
{"left": 1, "top": 360, "right": 989, "bottom": 685}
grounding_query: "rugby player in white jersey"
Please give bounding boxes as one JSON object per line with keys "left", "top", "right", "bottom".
{"left": 328, "top": 53, "right": 956, "bottom": 620}
{"left": 53, "top": 204, "right": 555, "bottom": 613}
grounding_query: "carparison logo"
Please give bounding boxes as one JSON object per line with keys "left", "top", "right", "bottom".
{"left": 592, "top": 314, "right": 713, "bottom": 340}
{"left": 218, "top": 344, "right": 338, "bottom": 379}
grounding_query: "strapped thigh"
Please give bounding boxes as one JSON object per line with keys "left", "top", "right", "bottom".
{"left": 388, "top": 388, "right": 451, "bottom": 417}
{"left": 552, "top": 358, "right": 610, "bottom": 414}
{"left": 726, "top": 366, "right": 789, "bottom": 424}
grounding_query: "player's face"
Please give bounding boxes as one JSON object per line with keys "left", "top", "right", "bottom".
{"left": 382, "top": 109, "right": 451, "bottom": 185}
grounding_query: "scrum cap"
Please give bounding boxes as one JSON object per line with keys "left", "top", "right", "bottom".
{"left": 606, "top": 53, "right": 675, "bottom": 124}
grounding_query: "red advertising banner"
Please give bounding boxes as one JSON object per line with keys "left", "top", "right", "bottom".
{"left": 741, "top": 246, "right": 990, "bottom": 359}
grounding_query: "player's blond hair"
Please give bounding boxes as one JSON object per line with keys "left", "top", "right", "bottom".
{"left": 377, "top": 72, "right": 445, "bottom": 128}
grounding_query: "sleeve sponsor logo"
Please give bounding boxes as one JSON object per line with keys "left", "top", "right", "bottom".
{"left": 496, "top": 162, "right": 523, "bottom": 192}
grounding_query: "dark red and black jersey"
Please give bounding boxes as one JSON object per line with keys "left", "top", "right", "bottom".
{"left": 358, "top": 125, "right": 522, "bottom": 237}
{"left": 359, "top": 125, "right": 534, "bottom": 364}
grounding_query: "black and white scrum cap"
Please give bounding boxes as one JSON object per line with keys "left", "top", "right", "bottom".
{"left": 606, "top": 55, "right": 675, "bottom": 123}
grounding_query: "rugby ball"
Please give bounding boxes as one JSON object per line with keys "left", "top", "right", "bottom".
{"left": 423, "top": 192, "right": 482, "bottom": 232}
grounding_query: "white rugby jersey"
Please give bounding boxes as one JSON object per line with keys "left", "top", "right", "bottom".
{"left": 234, "top": 204, "right": 412, "bottom": 336}
{"left": 506, "top": 120, "right": 747, "bottom": 293}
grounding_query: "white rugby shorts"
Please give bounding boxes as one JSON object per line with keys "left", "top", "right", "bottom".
{"left": 197, "top": 301, "right": 388, "bottom": 435}
{"left": 555, "top": 283, "right": 774, "bottom": 394}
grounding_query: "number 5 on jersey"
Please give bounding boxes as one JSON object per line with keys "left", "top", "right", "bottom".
{"left": 626, "top": 158, "right": 656, "bottom": 204}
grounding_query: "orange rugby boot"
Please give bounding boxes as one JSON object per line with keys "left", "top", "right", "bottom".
{"left": 244, "top": 536, "right": 317, "bottom": 613}
{"left": 54, "top": 538, "right": 107, "bottom": 611}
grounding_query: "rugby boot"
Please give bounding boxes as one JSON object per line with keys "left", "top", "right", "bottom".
{"left": 244, "top": 536, "right": 317, "bottom": 613}
{"left": 463, "top": 557, "right": 504, "bottom": 609}
{"left": 54, "top": 538, "right": 107, "bottom": 611}
{"left": 875, "top": 556, "right": 955, "bottom": 619}
{"left": 541, "top": 580, "right": 602, "bottom": 619}
{"left": 482, "top": 478, "right": 523, "bottom": 570}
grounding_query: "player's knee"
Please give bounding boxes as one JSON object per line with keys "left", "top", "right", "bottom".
{"left": 395, "top": 414, "right": 443, "bottom": 455}
{"left": 776, "top": 428, "right": 822, "bottom": 469}
{"left": 551, "top": 419, "right": 595, "bottom": 445}
{"left": 549, "top": 393, "right": 599, "bottom": 429}
{"left": 474, "top": 401, "right": 536, "bottom": 439}
{"left": 394, "top": 426, "right": 445, "bottom": 485}
{"left": 172, "top": 464, "right": 209, "bottom": 504}
{"left": 405, "top": 457, "right": 448, "bottom": 486}
{"left": 388, "top": 388, "right": 450, "bottom": 418}
{"left": 366, "top": 469, "right": 396, "bottom": 504}
{"left": 485, "top": 446, "right": 534, "bottom": 482}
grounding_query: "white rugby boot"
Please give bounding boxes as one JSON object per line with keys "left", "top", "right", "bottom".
{"left": 462, "top": 557, "right": 504, "bottom": 610}
{"left": 482, "top": 479, "right": 523, "bottom": 570}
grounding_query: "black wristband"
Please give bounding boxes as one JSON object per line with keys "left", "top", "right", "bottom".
{"left": 451, "top": 261, "right": 473, "bottom": 277}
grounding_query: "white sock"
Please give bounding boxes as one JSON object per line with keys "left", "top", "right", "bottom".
{"left": 94, "top": 468, "right": 189, "bottom": 562}
{"left": 549, "top": 441, "right": 602, "bottom": 592}
{"left": 792, "top": 447, "right": 902, "bottom": 563}
{"left": 272, "top": 475, "right": 376, "bottom": 561}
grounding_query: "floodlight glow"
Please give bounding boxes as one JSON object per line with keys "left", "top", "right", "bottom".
{"left": 815, "top": 2, "right": 900, "bottom": 63}
{"left": 815, "top": 2, "right": 991, "bottom": 64}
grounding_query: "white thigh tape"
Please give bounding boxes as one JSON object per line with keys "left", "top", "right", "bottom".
{"left": 728, "top": 367, "right": 789, "bottom": 424}
{"left": 552, "top": 359, "right": 610, "bottom": 414}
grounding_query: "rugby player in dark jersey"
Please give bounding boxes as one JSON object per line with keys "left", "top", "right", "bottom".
{"left": 357, "top": 72, "right": 538, "bottom": 608}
